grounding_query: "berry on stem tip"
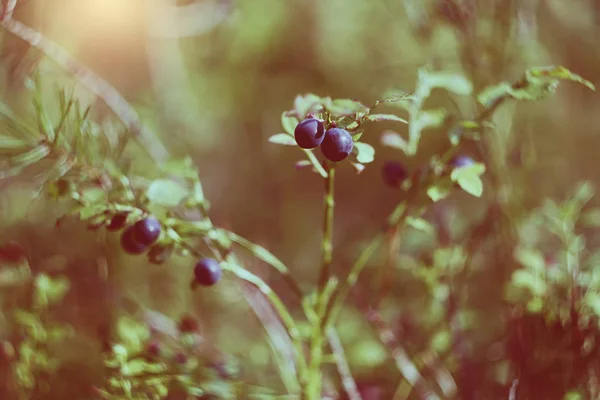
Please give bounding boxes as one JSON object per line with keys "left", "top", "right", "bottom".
{"left": 320, "top": 128, "right": 353, "bottom": 162}
{"left": 294, "top": 118, "right": 325, "bottom": 149}
{"left": 194, "top": 258, "right": 223, "bottom": 286}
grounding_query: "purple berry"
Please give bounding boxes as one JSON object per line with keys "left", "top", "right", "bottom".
{"left": 294, "top": 118, "right": 325, "bottom": 149}
{"left": 451, "top": 155, "right": 476, "bottom": 168}
{"left": 382, "top": 161, "right": 408, "bottom": 188}
{"left": 132, "top": 217, "right": 162, "bottom": 246}
{"left": 107, "top": 212, "right": 129, "bottom": 232}
{"left": 120, "top": 226, "right": 148, "bottom": 255}
{"left": 194, "top": 258, "right": 223, "bottom": 286}
{"left": 146, "top": 341, "right": 161, "bottom": 357}
{"left": 320, "top": 128, "right": 353, "bottom": 162}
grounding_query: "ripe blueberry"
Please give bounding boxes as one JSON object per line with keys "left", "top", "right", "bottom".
{"left": 382, "top": 161, "right": 408, "bottom": 188}
{"left": 294, "top": 118, "right": 325, "bottom": 149}
{"left": 107, "top": 212, "right": 129, "bottom": 232}
{"left": 194, "top": 258, "right": 223, "bottom": 286}
{"left": 451, "top": 155, "right": 476, "bottom": 168}
{"left": 120, "top": 226, "right": 148, "bottom": 255}
{"left": 132, "top": 217, "right": 162, "bottom": 246}
{"left": 320, "top": 128, "right": 353, "bottom": 162}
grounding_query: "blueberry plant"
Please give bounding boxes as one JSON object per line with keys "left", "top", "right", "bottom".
{"left": 0, "top": 24, "right": 597, "bottom": 399}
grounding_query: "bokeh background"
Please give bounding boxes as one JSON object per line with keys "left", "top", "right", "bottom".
{"left": 1, "top": 0, "right": 600, "bottom": 399}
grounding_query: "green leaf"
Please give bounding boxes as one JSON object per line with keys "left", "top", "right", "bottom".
{"left": 294, "top": 94, "right": 322, "bottom": 118}
{"left": 427, "top": 181, "right": 453, "bottom": 202}
{"left": 365, "top": 114, "right": 408, "bottom": 124}
{"left": 353, "top": 142, "right": 375, "bottom": 164}
{"left": 450, "top": 163, "right": 486, "bottom": 197}
{"left": 161, "top": 156, "right": 198, "bottom": 179}
{"left": 349, "top": 161, "right": 366, "bottom": 174}
{"left": 281, "top": 112, "right": 299, "bottom": 135}
{"left": 146, "top": 179, "right": 189, "bottom": 207}
{"left": 328, "top": 99, "right": 369, "bottom": 116}
{"left": 268, "top": 133, "right": 297, "bottom": 146}
{"left": 453, "top": 172, "right": 483, "bottom": 197}
{"left": 406, "top": 216, "right": 435, "bottom": 234}
{"left": 34, "top": 273, "right": 70, "bottom": 307}
{"left": 581, "top": 208, "right": 600, "bottom": 227}
{"left": 351, "top": 131, "right": 363, "bottom": 141}
{"left": 512, "top": 269, "right": 547, "bottom": 297}
{"left": 414, "top": 108, "right": 448, "bottom": 131}
{"left": 381, "top": 130, "right": 409, "bottom": 152}
{"left": 477, "top": 83, "right": 513, "bottom": 108}
{"left": 420, "top": 70, "right": 473, "bottom": 95}
{"left": 478, "top": 65, "right": 595, "bottom": 107}
{"left": 0, "top": 134, "right": 30, "bottom": 152}
{"left": 514, "top": 246, "right": 546, "bottom": 273}
{"left": 528, "top": 65, "right": 595, "bottom": 91}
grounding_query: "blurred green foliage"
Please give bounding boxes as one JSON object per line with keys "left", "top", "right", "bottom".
{"left": 0, "top": 0, "right": 600, "bottom": 399}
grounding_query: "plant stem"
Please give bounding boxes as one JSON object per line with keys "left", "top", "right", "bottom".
{"left": 319, "top": 162, "right": 336, "bottom": 291}
{"left": 304, "top": 162, "right": 337, "bottom": 400}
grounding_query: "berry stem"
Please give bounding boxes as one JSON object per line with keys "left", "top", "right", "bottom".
{"left": 318, "top": 162, "right": 336, "bottom": 291}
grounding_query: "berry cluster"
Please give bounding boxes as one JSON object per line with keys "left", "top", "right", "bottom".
{"left": 294, "top": 118, "right": 354, "bottom": 162}
{"left": 106, "top": 214, "right": 223, "bottom": 287}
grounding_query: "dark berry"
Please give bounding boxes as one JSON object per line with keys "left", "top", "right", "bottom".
{"left": 132, "top": 217, "right": 162, "bottom": 246}
{"left": 146, "top": 341, "right": 161, "bottom": 357}
{"left": 382, "top": 161, "right": 408, "bottom": 188}
{"left": 194, "top": 258, "right": 223, "bottom": 286}
{"left": 178, "top": 314, "right": 199, "bottom": 333}
{"left": 294, "top": 118, "right": 325, "bottom": 149}
{"left": 174, "top": 352, "right": 188, "bottom": 365}
{"left": 120, "top": 226, "right": 148, "bottom": 255}
{"left": 451, "top": 155, "right": 476, "bottom": 168}
{"left": 107, "top": 212, "right": 129, "bottom": 232}
{"left": 320, "top": 128, "right": 354, "bottom": 162}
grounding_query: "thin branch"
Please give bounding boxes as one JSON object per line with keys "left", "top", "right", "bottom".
{"left": 0, "top": 17, "right": 170, "bottom": 164}
{"left": 319, "top": 163, "right": 335, "bottom": 290}
{"left": 326, "top": 328, "right": 362, "bottom": 400}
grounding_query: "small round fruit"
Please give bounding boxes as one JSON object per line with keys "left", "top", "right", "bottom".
{"left": 451, "top": 155, "right": 476, "bottom": 168}
{"left": 194, "top": 258, "right": 223, "bottom": 286}
{"left": 320, "top": 128, "right": 353, "bottom": 162}
{"left": 294, "top": 118, "right": 325, "bottom": 149}
{"left": 178, "top": 314, "right": 199, "bottom": 333}
{"left": 107, "top": 212, "right": 129, "bottom": 232}
{"left": 382, "top": 161, "right": 408, "bottom": 188}
{"left": 121, "top": 226, "right": 148, "bottom": 255}
{"left": 146, "top": 341, "right": 161, "bottom": 357}
{"left": 132, "top": 217, "right": 162, "bottom": 246}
